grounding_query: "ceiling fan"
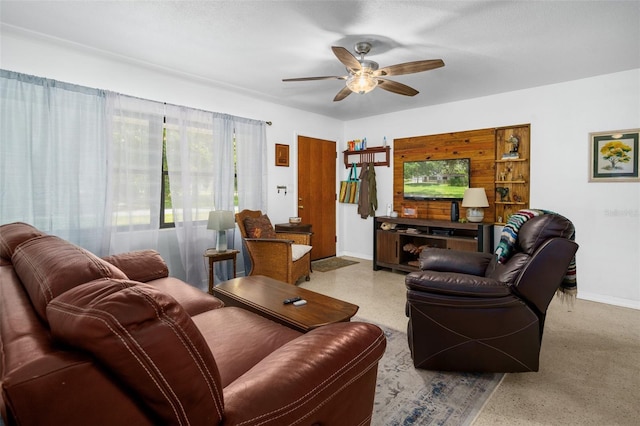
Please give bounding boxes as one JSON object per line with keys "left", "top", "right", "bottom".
{"left": 283, "top": 41, "right": 444, "bottom": 102}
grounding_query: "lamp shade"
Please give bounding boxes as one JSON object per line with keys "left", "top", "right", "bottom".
{"left": 207, "top": 210, "right": 235, "bottom": 231}
{"left": 207, "top": 210, "right": 235, "bottom": 252}
{"left": 461, "top": 188, "right": 489, "bottom": 208}
{"left": 461, "top": 188, "right": 489, "bottom": 223}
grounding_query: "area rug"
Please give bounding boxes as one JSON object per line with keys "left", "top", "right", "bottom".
{"left": 311, "top": 256, "right": 359, "bottom": 272}
{"left": 370, "top": 323, "right": 504, "bottom": 426}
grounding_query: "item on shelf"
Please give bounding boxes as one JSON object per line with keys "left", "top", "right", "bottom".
{"left": 450, "top": 201, "right": 459, "bottom": 222}
{"left": 461, "top": 188, "right": 489, "bottom": 223}
{"left": 403, "top": 243, "right": 426, "bottom": 255}
{"left": 496, "top": 186, "right": 510, "bottom": 202}
{"left": 289, "top": 216, "right": 302, "bottom": 224}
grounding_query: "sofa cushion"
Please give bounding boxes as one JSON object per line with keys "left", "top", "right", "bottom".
{"left": 46, "top": 279, "right": 225, "bottom": 426}
{"left": 149, "top": 276, "right": 225, "bottom": 316}
{"left": 243, "top": 214, "right": 277, "bottom": 239}
{"left": 12, "top": 235, "right": 127, "bottom": 322}
{"left": 102, "top": 249, "right": 169, "bottom": 283}
{"left": 0, "top": 222, "right": 44, "bottom": 260}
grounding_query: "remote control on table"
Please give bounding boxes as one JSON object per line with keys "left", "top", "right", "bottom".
{"left": 283, "top": 296, "right": 302, "bottom": 305}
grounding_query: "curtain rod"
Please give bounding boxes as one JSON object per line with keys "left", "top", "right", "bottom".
{"left": 1, "top": 69, "right": 273, "bottom": 126}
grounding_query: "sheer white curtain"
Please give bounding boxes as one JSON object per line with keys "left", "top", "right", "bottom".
{"left": 104, "top": 93, "right": 165, "bottom": 253}
{"left": 0, "top": 70, "right": 111, "bottom": 254}
{"left": 164, "top": 106, "right": 234, "bottom": 289}
{"left": 235, "top": 118, "right": 268, "bottom": 273}
{"left": 236, "top": 118, "right": 268, "bottom": 212}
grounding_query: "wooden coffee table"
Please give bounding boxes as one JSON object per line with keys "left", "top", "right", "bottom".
{"left": 213, "top": 275, "right": 359, "bottom": 333}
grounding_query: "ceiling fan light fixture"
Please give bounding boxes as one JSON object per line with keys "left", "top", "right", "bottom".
{"left": 346, "top": 72, "right": 378, "bottom": 94}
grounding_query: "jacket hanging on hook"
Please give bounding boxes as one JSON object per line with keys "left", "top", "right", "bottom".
{"left": 358, "top": 162, "right": 378, "bottom": 218}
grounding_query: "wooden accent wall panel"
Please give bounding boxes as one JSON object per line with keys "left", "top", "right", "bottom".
{"left": 394, "top": 128, "right": 496, "bottom": 221}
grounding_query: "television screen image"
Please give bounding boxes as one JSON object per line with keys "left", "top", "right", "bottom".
{"left": 403, "top": 158, "right": 470, "bottom": 200}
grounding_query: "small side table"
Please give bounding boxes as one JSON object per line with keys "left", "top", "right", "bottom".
{"left": 274, "top": 223, "right": 312, "bottom": 234}
{"left": 204, "top": 248, "right": 239, "bottom": 295}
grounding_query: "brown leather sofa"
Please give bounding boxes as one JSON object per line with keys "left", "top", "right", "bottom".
{"left": 0, "top": 222, "right": 386, "bottom": 425}
{"left": 405, "top": 214, "right": 578, "bottom": 372}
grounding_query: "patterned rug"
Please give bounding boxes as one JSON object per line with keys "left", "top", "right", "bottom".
{"left": 370, "top": 323, "right": 504, "bottom": 426}
{"left": 311, "top": 256, "right": 359, "bottom": 272}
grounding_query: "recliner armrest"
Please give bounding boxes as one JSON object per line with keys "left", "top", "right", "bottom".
{"left": 419, "top": 247, "right": 493, "bottom": 276}
{"left": 406, "top": 270, "right": 511, "bottom": 297}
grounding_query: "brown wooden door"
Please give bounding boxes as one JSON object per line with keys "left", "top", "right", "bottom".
{"left": 297, "top": 136, "right": 336, "bottom": 260}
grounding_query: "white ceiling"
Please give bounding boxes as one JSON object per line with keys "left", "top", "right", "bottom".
{"left": 1, "top": 1, "right": 639, "bottom": 120}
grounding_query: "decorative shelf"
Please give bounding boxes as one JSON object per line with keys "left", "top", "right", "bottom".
{"left": 495, "top": 158, "right": 528, "bottom": 163}
{"left": 343, "top": 146, "right": 390, "bottom": 168}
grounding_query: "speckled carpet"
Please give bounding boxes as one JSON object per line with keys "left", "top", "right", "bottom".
{"left": 370, "top": 323, "right": 504, "bottom": 426}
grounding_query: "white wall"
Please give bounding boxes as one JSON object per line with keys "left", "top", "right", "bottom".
{"left": 343, "top": 69, "right": 640, "bottom": 309}
{"left": 0, "top": 30, "right": 344, "bottom": 276}
{"left": 3, "top": 30, "right": 639, "bottom": 308}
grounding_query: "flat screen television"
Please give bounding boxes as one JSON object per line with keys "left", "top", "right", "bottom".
{"left": 403, "top": 158, "right": 470, "bottom": 201}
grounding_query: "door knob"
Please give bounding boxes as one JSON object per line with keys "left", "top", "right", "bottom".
{"left": 298, "top": 205, "right": 304, "bottom": 209}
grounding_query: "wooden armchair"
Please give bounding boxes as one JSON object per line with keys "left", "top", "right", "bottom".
{"left": 236, "top": 209, "right": 312, "bottom": 285}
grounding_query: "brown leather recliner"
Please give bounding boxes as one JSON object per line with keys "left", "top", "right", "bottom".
{"left": 405, "top": 214, "right": 578, "bottom": 372}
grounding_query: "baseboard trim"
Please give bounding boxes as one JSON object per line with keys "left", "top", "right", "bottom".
{"left": 577, "top": 292, "right": 639, "bottom": 310}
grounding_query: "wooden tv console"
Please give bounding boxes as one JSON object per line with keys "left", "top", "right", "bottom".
{"left": 373, "top": 216, "right": 493, "bottom": 273}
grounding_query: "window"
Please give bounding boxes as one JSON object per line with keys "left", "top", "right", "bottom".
{"left": 160, "top": 124, "right": 238, "bottom": 228}
{"left": 111, "top": 114, "right": 163, "bottom": 228}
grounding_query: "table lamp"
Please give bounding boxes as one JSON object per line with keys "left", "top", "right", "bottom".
{"left": 207, "top": 210, "right": 235, "bottom": 252}
{"left": 461, "top": 188, "right": 489, "bottom": 223}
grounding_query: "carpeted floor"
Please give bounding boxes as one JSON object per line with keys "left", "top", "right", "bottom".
{"left": 369, "top": 321, "right": 504, "bottom": 426}
{"left": 311, "top": 256, "right": 359, "bottom": 272}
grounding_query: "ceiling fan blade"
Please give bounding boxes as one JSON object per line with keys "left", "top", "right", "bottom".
{"left": 375, "top": 59, "right": 444, "bottom": 77}
{"left": 333, "top": 86, "right": 352, "bottom": 102}
{"left": 377, "top": 79, "right": 419, "bottom": 96}
{"left": 331, "top": 46, "right": 362, "bottom": 71}
{"left": 283, "top": 76, "right": 346, "bottom": 82}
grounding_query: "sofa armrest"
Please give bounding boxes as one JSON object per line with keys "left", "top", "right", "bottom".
{"left": 102, "top": 249, "right": 169, "bottom": 282}
{"left": 406, "top": 270, "right": 511, "bottom": 297}
{"left": 419, "top": 247, "right": 493, "bottom": 276}
{"left": 222, "top": 322, "right": 386, "bottom": 425}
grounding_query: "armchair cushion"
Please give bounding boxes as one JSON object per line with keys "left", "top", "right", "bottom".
{"left": 243, "top": 215, "right": 277, "bottom": 239}
{"left": 406, "top": 270, "right": 511, "bottom": 297}
{"left": 292, "top": 244, "right": 312, "bottom": 262}
{"left": 486, "top": 252, "right": 530, "bottom": 284}
{"left": 419, "top": 248, "right": 493, "bottom": 276}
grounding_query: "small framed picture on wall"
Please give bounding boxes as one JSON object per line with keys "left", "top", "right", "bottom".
{"left": 589, "top": 129, "right": 639, "bottom": 182}
{"left": 275, "top": 144, "right": 289, "bottom": 167}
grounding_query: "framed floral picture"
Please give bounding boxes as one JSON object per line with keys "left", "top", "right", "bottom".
{"left": 589, "top": 129, "right": 639, "bottom": 182}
